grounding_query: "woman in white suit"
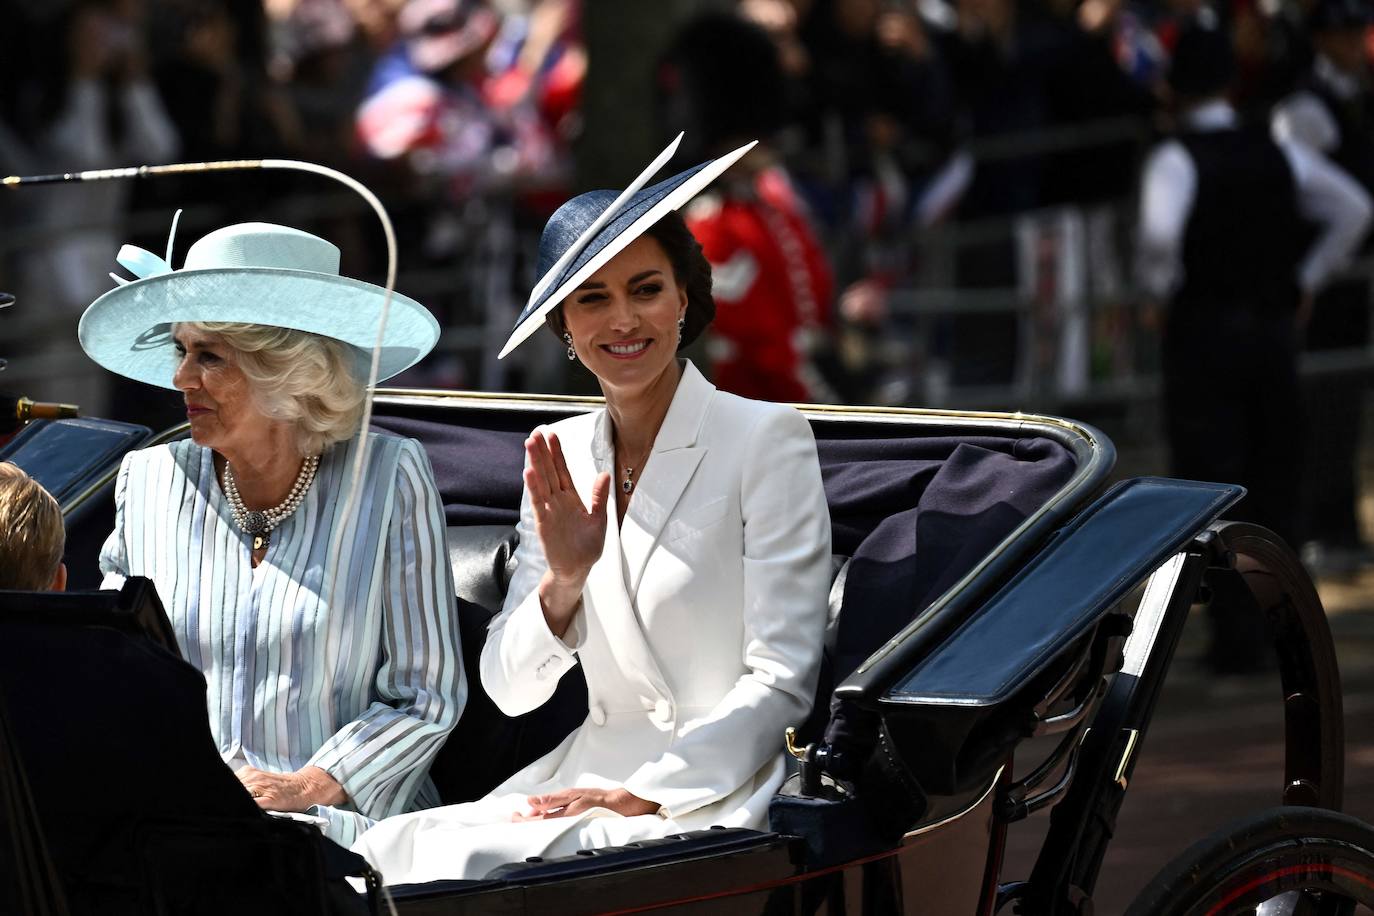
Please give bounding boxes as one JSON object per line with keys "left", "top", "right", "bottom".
{"left": 354, "top": 136, "right": 832, "bottom": 885}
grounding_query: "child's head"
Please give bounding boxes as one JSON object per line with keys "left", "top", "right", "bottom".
{"left": 0, "top": 462, "right": 66, "bottom": 591}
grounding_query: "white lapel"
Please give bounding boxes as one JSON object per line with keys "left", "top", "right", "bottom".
{"left": 580, "top": 408, "right": 673, "bottom": 701}
{"left": 619, "top": 361, "right": 714, "bottom": 598}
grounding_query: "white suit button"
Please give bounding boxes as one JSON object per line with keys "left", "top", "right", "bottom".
{"left": 652, "top": 699, "right": 672, "bottom": 723}
{"left": 589, "top": 704, "right": 607, "bottom": 726}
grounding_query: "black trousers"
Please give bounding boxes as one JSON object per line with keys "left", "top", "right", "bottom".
{"left": 1299, "top": 278, "right": 1369, "bottom": 547}
{"left": 1164, "top": 307, "right": 1302, "bottom": 672}
{"left": 1162, "top": 308, "right": 1304, "bottom": 548}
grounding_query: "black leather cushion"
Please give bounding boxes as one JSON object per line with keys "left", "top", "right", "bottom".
{"left": 447, "top": 525, "right": 519, "bottom": 611}
{"left": 430, "top": 525, "right": 587, "bottom": 804}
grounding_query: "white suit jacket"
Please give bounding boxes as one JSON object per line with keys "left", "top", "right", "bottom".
{"left": 482, "top": 360, "right": 832, "bottom": 823}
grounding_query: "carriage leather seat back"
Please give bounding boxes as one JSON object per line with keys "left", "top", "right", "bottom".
{"left": 448, "top": 525, "right": 519, "bottom": 612}
{"left": 436, "top": 523, "right": 586, "bottom": 802}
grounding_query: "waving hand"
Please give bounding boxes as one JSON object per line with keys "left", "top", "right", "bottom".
{"left": 525, "top": 430, "right": 610, "bottom": 637}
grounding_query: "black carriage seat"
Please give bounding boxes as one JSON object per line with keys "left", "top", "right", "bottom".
{"left": 432, "top": 524, "right": 581, "bottom": 802}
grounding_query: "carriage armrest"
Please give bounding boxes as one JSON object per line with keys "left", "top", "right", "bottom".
{"left": 886, "top": 477, "right": 1242, "bottom": 708}
{"left": 447, "top": 525, "right": 519, "bottom": 612}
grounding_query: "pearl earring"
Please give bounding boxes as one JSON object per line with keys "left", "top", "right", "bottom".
{"left": 563, "top": 332, "right": 576, "bottom": 361}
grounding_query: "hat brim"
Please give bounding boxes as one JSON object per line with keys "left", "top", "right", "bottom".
{"left": 498, "top": 139, "right": 757, "bottom": 359}
{"left": 78, "top": 267, "right": 440, "bottom": 389}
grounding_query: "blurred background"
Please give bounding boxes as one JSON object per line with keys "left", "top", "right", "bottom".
{"left": 3, "top": 0, "right": 1374, "bottom": 907}
{"left": 0, "top": 0, "right": 1272, "bottom": 416}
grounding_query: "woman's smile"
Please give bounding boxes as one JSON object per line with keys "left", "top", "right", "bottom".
{"left": 601, "top": 338, "right": 652, "bottom": 359}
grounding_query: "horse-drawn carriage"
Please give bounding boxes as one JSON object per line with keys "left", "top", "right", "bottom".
{"left": 4, "top": 387, "right": 1372, "bottom": 916}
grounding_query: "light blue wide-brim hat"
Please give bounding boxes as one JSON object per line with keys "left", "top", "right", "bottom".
{"left": 78, "top": 218, "right": 440, "bottom": 390}
{"left": 499, "top": 133, "right": 757, "bottom": 359}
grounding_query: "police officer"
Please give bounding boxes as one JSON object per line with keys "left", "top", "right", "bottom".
{"left": 1137, "top": 11, "right": 1371, "bottom": 670}
{"left": 1272, "top": 0, "right": 1374, "bottom": 574}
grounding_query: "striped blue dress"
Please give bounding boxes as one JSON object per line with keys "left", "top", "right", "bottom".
{"left": 99, "top": 431, "right": 466, "bottom": 845}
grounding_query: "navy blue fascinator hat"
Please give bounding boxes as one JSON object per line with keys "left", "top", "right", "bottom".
{"left": 499, "top": 133, "right": 756, "bottom": 358}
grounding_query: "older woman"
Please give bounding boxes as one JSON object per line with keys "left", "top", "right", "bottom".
{"left": 352, "top": 136, "right": 832, "bottom": 884}
{"left": 79, "top": 221, "right": 466, "bottom": 845}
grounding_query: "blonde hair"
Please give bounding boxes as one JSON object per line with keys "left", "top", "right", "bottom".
{"left": 0, "top": 462, "right": 64, "bottom": 590}
{"left": 178, "top": 322, "right": 367, "bottom": 457}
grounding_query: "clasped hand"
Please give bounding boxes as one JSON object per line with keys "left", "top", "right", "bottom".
{"left": 512, "top": 787, "right": 659, "bottom": 822}
{"left": 236, "top": 764, "right": 346, "bottom": 812}
{"left": 524, "top": 430, "right": 611, "bottom": 637}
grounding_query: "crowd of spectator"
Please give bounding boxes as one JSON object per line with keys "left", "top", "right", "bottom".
{"left": 0, "top": 0, "right": 1361, "bottom": 386}
{"left": 0, "top": 0, "right": 585, "bottom": 408}
{"left": 1, "top": 0, "right": 1372, "bottom": 474}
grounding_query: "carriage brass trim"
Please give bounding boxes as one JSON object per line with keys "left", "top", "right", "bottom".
{"left": 373, "top": 388, "right": 1108, "bottom": 441}
{"left": 1114, "top": 729, "right": 1140, "bottom": 789}
{"left": 374, "top": 388, "right": 605, "bottom": 411}
{"left": 903, "top": 765, "right": 1004, "bottom": 839}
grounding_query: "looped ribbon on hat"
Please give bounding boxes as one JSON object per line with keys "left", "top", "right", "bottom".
{"left": 108, "top": 208, "right": 183, "bottom": 286}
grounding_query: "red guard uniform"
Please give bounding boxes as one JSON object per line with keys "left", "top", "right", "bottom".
{"left": 685, "top": 167, "right": 835, "bottom": 403}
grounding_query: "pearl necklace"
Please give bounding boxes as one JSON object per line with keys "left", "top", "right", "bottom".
{"left": 222, "top": 454, "right": 320, "bottom": 551}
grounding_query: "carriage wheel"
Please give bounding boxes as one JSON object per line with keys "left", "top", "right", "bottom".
{"left": 1125, "top": 807, "right": 1374, "bottom": 916}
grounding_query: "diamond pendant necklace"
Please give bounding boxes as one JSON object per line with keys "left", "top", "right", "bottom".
{"left": 222, "top": 454, "right": 320, "bottom": 551}
{"left": 618, "top": 441, "right": 655, "bottom": 496}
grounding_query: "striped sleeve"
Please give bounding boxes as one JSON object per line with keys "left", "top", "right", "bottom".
{"left": 98, "top": 453, "right": 133, "bottom": 589}
{"left": 306, "top": 438, "right": 466, "bottom": 819}
{"left": 308, "top": 806, "right": 376, "bottom": 848}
